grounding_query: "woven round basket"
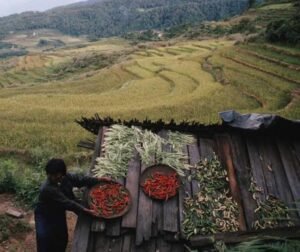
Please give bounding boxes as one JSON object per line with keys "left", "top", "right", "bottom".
{"left": 88, "top": 179, "right": 132, "bottom": 219}
{"left": 140, "top": 164, "right": 180, "bottom": 201}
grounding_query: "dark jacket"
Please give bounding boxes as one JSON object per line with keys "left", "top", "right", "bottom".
{"left": 34, "top": 173, "right": 99, "bottom": 252}
{"left": 35, "top": 173, "right": 99, "bottom": 216}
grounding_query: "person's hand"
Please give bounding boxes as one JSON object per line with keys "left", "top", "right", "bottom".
{"left": 84, "top": 208, "right": 98, "bottom": 217}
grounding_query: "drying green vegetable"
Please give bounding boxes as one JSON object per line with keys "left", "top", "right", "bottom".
{"left": 93, "top": 124, "right": 194, "bottom": 179}
{"left": 167, "top": 131, "right": 195, "bottom": 152}
{"left": 183, "top": 154, "right": 239, "bottom": 238}
{"left": 249, "top": 176, "right": 294, "bottom": 230}
{"left": 253, "top": 196, "right": 294, "bottom": 230}
{"left": 93, "top": 125, "right": 137, "bottom": 179}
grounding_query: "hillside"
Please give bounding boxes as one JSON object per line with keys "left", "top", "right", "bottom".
{"left": 0, "top": 0, "right": 299, "bottom": 159}
{"left": 0, "top": 0, "right": 250, "bottom": 38}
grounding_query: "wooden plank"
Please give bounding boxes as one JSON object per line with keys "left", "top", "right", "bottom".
{"left": 246, "top": 136, "right": 268, "bottom": 202}
{"left": 106, "top": 178, "right": 124, "bottom": 237}
{"left": 262, "top": 137, "right": 299, "bottom": 225}
{"left": 171, "top": 243, "right": 184, "bottom": 252}
{"left": 122, "top": 150, "right": 141, "bottom": 228}
{"left": 199, "top": 137, "right": 215, "bottom": 159}
{"left": 163, "top": 181, "right": 178, "bottom": 232}
{"left": 156, "top": 238, "right": 172, "bottom": 252}
{"left": 151, "top": 132, "right": 164, "bottom": 236}
{"left": 178, "top": 145, "right": 192, "bottom": 237}
{"left": 190, "top": 226, "right": 300, "bottom": 247}
{"left": 136, "top": 239, "right": 156, "bottom": 252}
{"left": 90, "top": 127, "right": 103, "bottom": 175}
{"left": 182, "top": 145, "right": 192, "bottom": 197}
{"left": 87, "top": 232, "right": 95, "bottom": 252}
{"left": 93, "top": 233, "right": 110, "bottom": 252}
{"left": 262, "top": 137, "right": 295, "bottom": 205}
{"left": 130, "top": 235, "right": 137, "bottom": 252}
{"left": 160, "top": 130, "right": 179, "bottom": 233}
{"left": 277, "top": 138, "right": 300, "bottom": 215}
{"left": 151, "top": 200, "right": 163, "bottom": 237}
{"left": 215, "top": 134, "right": 247, "bottom": 231}
{"left": 122, "top": 234, "right": 132, "bottom": 252}
{"left": 258, "top": 137, "right": 280, "bottom": 198}
{"left": 230, "top": 133, "right": 257, "bottom": 230}
{"left": 72, "top": 213, "right": 93, "bottom": 252}
{"left": 105, "top": 218, "right": 122, "bottom": 237}
{"left": 91, "top": 127, "right": 108, "bottom": 232}
{"left": 188, "top": 137, "right": 201, "bottom": 197}
{"left": 110, "top": 237, "right": 123, "bottom": 252}
{"left": 136, "top": 147, "right": 153, "bottom": 245}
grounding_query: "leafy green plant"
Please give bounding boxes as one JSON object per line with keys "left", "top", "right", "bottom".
{"left": 29, "top": 146, "right": 55, "bottom": 171}
{"left": 0, "top": 215, "right": 31, "bottom": 242}
{"left": 0, "top": 158, "right": 45, "bottom": 207}
{"left": 0, "top": 159, "right": 18, "bottom": 193}
{"left": 15, "top": 170, "right": 45, "bottom": 207}
{"left": 225, "top": 238, "right": 300, "bottom": 252}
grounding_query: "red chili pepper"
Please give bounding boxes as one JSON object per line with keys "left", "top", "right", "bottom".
{"left": 89, "top": 183, "right": 129, "bottom": 218}
{"left": 142, "top": 172, "right": 179, "bottom": 200}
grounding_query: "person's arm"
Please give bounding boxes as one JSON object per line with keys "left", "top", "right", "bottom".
{"left": 44, "top": 186, "right": 97, "bottom": 216}
{"left": 66, "top": 173, "right": 100, "bottom": 188}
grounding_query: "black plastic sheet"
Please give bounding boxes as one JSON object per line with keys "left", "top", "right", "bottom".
{"left": 219, "top": 110, "right": 300, "bottom": 134}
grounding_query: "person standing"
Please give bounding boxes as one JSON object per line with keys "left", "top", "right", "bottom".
{"left": 34, "top": 158, "right": 99, "bottom": 252}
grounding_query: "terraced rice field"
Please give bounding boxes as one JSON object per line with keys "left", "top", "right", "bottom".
{"left": 0, "top": 37, "right": 299, "bottom": 156}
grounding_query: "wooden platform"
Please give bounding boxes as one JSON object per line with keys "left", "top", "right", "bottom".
{"left": 72, "top": 126, "right": 300, "bottom": 252}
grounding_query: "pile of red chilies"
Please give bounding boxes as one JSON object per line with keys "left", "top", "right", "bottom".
{"left": 89, "top": 183, "right": 129, "bottom": 217}
{"left": 142, "top": 172, "right": 179, "bottom": 200}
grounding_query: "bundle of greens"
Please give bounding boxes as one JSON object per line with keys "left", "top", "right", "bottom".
{"left": 93, "top": 125, "right": 137, "bottom": 179}
{"left": 183, "top": 154, "right": 239, "bottom": 238}
{"left": 93, "top": 125, "right": 194, "bottom": 179}
{"left": 249, "top": 176, "right": 294, "bottom": 230}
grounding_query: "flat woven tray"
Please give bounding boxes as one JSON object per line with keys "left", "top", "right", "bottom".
{"left": 140, "top": 164, "right": 180, "bottom": 200}
{"left": 88, "top": 179, "right": 132, "bottom": 219}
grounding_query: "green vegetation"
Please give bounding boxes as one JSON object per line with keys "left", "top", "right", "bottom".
{"left": 225, "top": 239, "right": 300, "bottom": 252}
{"left": 186, "top": 238, "right": 300, "bottom": 252}
{"left": 0, "top": 35, "right": 299, "bottom": 158}
{"left": 0, "top": 0, "right": 250, "bottom": 39}
{"left": 94, "top": 125, "right": 193, "bottom": 179}
{"left": 0, "top": 214, "right": 31, "bottom": 242}
{"left": 183, "top": 155, "right": 239, "bottom": 238}
{"left": 0, "top": 157, "right": 47, "bottom": 207}
{"left": 0, "top": 0, "right": 299, "bottom": 211}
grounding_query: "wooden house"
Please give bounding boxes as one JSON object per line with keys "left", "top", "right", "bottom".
{"left": 72, "top": 111, "right": 300, "bottom": 252}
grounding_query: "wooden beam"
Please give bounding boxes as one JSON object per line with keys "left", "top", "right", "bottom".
{"left": 215, "top": 134, "right": 247, "bottom": 231}
{"left": 160, "top": 130, "right": 179, "bottom": 233}
{"left": 230, "top": 133, "right": 256, "bottom": 230}
{"left": 136, "top": 145, "right": 154, "bottom": 245}
{"left": 122, "top": 150, "right": 141, "bottom": 228}
{"left": 190, "top": 226, "right": 300, "bottom": 247}
{"left": 91, "top": 127, "right": 108, "bottom": 232}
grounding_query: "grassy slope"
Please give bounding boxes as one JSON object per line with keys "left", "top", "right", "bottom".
{"left": 0, "top": 2, "right": 299, "bottom": 157}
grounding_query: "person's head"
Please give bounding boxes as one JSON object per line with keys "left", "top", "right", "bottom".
{"left": 45, "top": 158, "right": 67, "bottom": 184}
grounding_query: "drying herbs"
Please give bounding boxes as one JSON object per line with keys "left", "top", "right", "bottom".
{"left": 94, "top": 125, "right": 137, "bottom": 179}
{"left": 93, "top": 124, "right": 194, "bottom": 179}
{"left": 142, "top": 171, "right": 180, "bottom": 200}
{"left": 183, "top": 154, "right": 239, "bottom": 238}
{"left": 89, "top": 183, "right": 130, "bottom": 218}
{"left": 249, "top": 176, "right": 294, "bottom": 229}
